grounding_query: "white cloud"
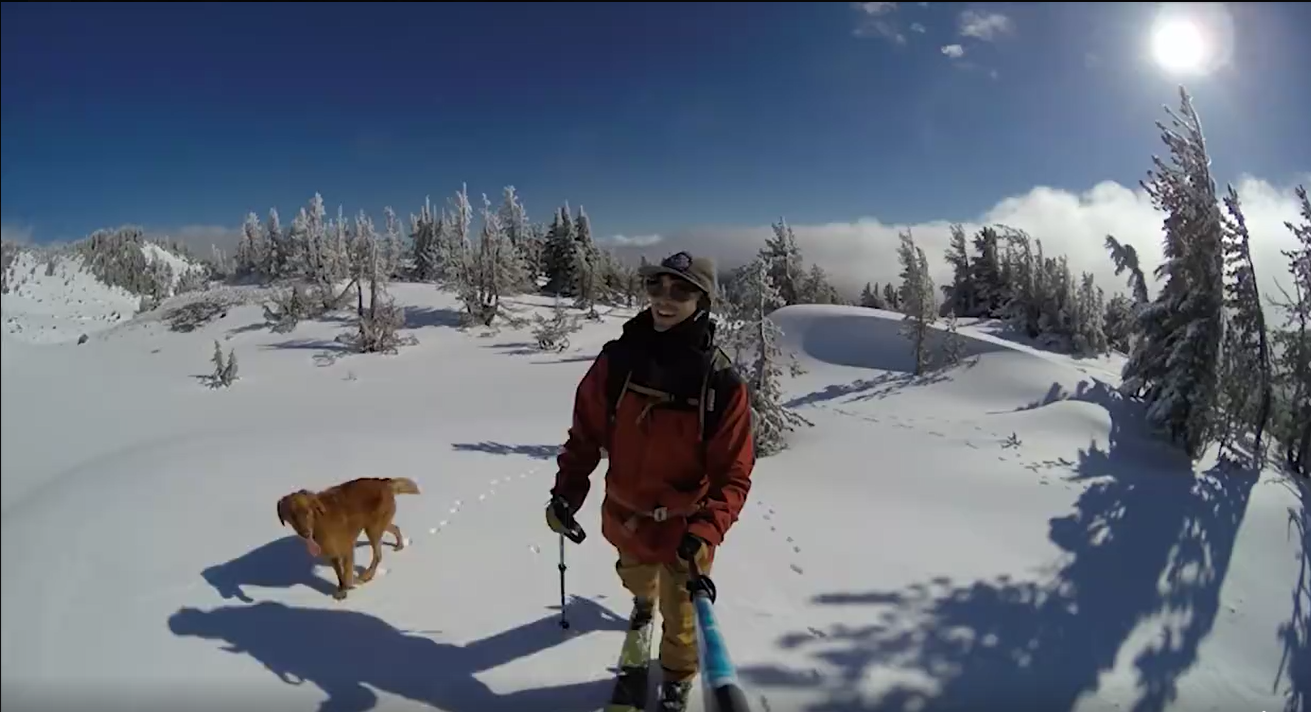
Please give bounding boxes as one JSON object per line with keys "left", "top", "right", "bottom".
{"left": 613, "top": 176, "right": 1306, "bottom": 321}
{"left": 604, "top": 233, "right": 664, "bottom": 248}
{"left": 852, "top": 2, "right": 907, "bottom": 44}
{"left": 941, "top": 44, "right": 966, "bottom": 59}
{"left": 146, "top": 224, "right": 243, "bottom": 253}
{"left": 958, "top": 10, "right": 1015, "bottom": 41}
{"left": 855, "top": 2, "right": 898, "bottom": 16}
{"left": 910, "top": 22, "right": 927, "bottom": 33}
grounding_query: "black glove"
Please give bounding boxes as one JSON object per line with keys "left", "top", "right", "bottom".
{"left": 546, "top": 494, "right": 586, "bottom": 544}
{"left": 677, "top": 532, "right": 705, "bottom": 564}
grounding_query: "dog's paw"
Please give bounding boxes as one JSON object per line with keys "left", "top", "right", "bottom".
{"left": 333, "top": 589, "right": 348, "bottom": 601}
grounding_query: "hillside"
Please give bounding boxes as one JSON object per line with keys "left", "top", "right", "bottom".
{"left": 0, "top": 278, "right": 1305, "bottom": 712}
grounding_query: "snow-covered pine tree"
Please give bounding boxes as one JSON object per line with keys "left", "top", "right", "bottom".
{"left": 1270, "top": 185, "right": 1310, "bottom": 476}
{"left": 721, "top": 255, "right": 811, "bottom": 456}
{"left": 457, "top": 194, "right": 525, "bottom": 326}
{"left": 1071, "top": 272, "right": 1109, "bottom": 356}
{"left": 532, "top": 295, "right": 583, "bottom": 351}
{"left": 759, "top": 218, "right": 804, "bottom": 310}
{"left": 859, "top": 281, "right": 887, "bottom": 309}
{"left": 497, "top": 186, "right": 536, "bottom": 291}
{"left": 970, "top": 226, "right": 1005, "bottom": 316}
{"left": 442, "top": 184, "right": 475, "bottom": 289}
{"left": 347, "top": 211, "right": 370, "bottom": 316}
{"left": 882, "top": 282, "right": 900, "bottom": 312}
{"left": 265, "top": 208, "right": 285, "bottom": 280}
{"left": 1216, "top": 184, "right": 1273, "bottom": 460}
{"left": 377, "top": 206, "right": 401, "bottom": 280}
{"left": 940, "top": 310, "right": 965, "bottom": 367}
{"left": 338, "top": 211, "right": 410, "bottom": 354}
{"left": 236, "top": 212, "right": 267, "bottom": 280}
{"left": 943, "top": 223, "right": 974, "bottom": 316}
{"left": 409, "top": 197, "right": 441, "bottom": 282}
{"left": 573, "top": 206, "right": 602, "bottom": 314}
{"left": 1104, "top": 234, "right": 1150, "bottom": 306}
{"left": 542, "top": 203, "right": 578, "bottom": 295}
{"left": 1119, "top": 86, "right": 1228, "bottom": 459}
{"left": 897, "top": 229, "right": 937, "bottom": 375}
{"left": 207, "top": 339, "right": 238, "bottom": 387}
{"left": 1103, "top": 293, "right": 1135, "bottom": 353}
{"left": 800, "top": 263, "right": 839, "bottom": 304}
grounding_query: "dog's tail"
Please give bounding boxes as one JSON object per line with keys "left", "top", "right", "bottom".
{"left": 390, "top": 477, "right": 421, "bottom": 496}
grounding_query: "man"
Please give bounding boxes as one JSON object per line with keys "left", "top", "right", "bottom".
{"left": 545, "top": 250, "right": 756, "bottom": 711}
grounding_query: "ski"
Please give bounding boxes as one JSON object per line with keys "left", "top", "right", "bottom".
{"left": 604, "top": 599, "right": 656, "bottom": 712}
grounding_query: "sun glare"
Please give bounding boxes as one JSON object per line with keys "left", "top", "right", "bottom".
{"left": 1151, "top": 16, "right": 1207, "bottom": 74}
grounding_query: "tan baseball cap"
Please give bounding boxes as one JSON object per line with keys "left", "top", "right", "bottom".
{"left": 639, "top": 251, "right": 717, "bottom": 300}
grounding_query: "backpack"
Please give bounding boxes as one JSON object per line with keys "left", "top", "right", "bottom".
{"left": 601, "top": 340, "right": 741, "bottom": 451}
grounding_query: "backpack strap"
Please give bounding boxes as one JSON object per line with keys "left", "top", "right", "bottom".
{"left": 602, "top": 340, "right": 742, "bottom": 449}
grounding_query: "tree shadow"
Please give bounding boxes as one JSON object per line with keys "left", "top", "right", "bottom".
{"left": 741, "top": 380, "right": 1262, "bottom": 711}
{"left": 404, "top": 306, "right": 464, "bottom": 330}
{"left": 785, "top": 368, "right": 958, "bottom": 409}
{"left": 201, "top": 535, "right": 395, "bottom": 603}
{"left": 451, "top": 442, "right": 562, "bottom": 460}
{"left": 1275, "top": 477, "right": 1310, "bottom": 712}
{"left": 167, "top": 596, "right": 627, "bottom": 712}
{"left": 798, "top": 313, "right": 1009, "bottom": 372}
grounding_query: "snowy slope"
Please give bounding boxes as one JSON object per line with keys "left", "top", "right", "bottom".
{"left": 2, "top": 242, "right": 206, "bottom": 345}
{"left": 1, "top": 287, "right": 1304, "bottom": 712}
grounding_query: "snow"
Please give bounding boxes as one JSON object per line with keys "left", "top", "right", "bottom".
{"left": 1, "top": 282, "right": 1304, "bottom": 712}
{"left": 2, "top": 250, "right": 139, "bottom": 344}
{"left": 2, "top": 242, "right": 206, "bottom": 345}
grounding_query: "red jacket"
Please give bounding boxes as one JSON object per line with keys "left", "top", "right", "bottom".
{"left": 552, "top": 349, "right": 755, "bottom": 564}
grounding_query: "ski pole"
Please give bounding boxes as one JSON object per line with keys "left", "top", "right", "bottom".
{"left": 687, "top": 558, "right": 751, "bottom": 712}
{"left": 557, "top": 531, "right": 571, "bottom": 630}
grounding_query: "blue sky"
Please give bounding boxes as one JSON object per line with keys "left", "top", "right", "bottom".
{"left": 2, "top": 1, "right": 1308, "bottom": 267}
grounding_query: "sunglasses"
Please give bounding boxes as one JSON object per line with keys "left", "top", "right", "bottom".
{"left": 644, "top": 275, "right": 701, "bottom": 302}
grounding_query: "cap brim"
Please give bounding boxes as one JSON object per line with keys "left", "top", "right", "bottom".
{"left": 639, "top": 264, "right": 691, "bottom": 282}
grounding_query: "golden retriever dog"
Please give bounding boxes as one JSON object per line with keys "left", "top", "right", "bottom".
{"left": 276, "top": 476, "right": 420, "bottom": 600}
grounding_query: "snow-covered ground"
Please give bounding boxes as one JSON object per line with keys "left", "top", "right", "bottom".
{"left": 1, "top": 280, "right": 1305, "bottom": 712}
{"left": 2, "top": 242, "right": 206, "bottom": 345}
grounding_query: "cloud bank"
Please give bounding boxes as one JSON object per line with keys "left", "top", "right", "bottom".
{"left": 609, "top": 175, "right": 1308, "bottom": 318}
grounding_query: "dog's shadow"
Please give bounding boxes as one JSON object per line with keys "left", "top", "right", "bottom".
{"left": 202, "top": 535, "right": 387, "bottom": 602}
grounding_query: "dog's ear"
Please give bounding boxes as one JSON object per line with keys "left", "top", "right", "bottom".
{"left": 276, "top": 496, "right": 290, "bottom": 527}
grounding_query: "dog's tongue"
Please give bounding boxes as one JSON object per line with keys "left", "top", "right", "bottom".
{"left": 304, "top": 537, "right": 321, "bottom": 557}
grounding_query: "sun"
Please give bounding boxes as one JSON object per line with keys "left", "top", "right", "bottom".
{"left": 1151, "top": 16, "right": 1207, "bottom": 74}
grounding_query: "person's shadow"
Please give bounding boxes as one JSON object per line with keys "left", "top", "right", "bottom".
{"left": 201, "top": 535, "right": 341, "bottom": 602}
{"left": 168, "top": 596, "right": 628, "bottom": 712}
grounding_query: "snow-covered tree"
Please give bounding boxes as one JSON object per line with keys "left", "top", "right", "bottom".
{"left": 338, "top": 211, "right": 411, "bottom": 354}
{"left": 1104, "top": 234, "right": 1149, "bottom": 306}
{"left": 532, "top": 296, "right": 583, "bottom": 351}
{"left": 859, "top": 281, "right": 887, "bottom": 309}
{"left": 800, "top": 263, "right": 839, "bottom": 304}
{"left": 943, "top": 223, "right": 975, "bottom": 316}
{"left": 457, "top": 194, "right": 527, "bottom": 327}
{"left": 409, "top": 197, "right": 441, "bottom": 281}
{"left": 542, "top": 203, "right": 578, "bottom": 295}
{"left": 970, "top": 226, "right": 1005, "bottom": 316}
{"left": 939, "top": 310, "right": 965, "bottom": 367}
{"left": 497, "top": 186, "right": 537, "bottom": 291}
{"left": 382, "top": 206, "right": 403, "bottom": 279}
{"left": 897, "top": 229, "right": 937, "bottom": 375}
{"left": 207, "top": 339, "right": 238, "bottom": 388}
{"left": 573, "top": 206, "right": 602, "bottom": 313}
{"left": 1270, "top": 185, "right": 1310, "bottom": 476}
{"left": 1103, "top": 293, "right": 1135, "bottom": 353}
{"left": 236, "top": 212, "right": 267, "bottom": 280}
{"left": 1216, "top": 184, "right": 1273, "bottom": 460}
{"left": 1119, "top": 86, "right": 1228, "bottom": 459}
{"left": 265, "top": 208, "right": 285, "bottom": 279}
{"left": 759, "top": 218, "right": 804, "bottom": 310}
{"left": 721, "top": 255, "right": 811, "bottom": 456}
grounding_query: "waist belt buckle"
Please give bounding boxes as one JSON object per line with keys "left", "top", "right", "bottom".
{"left": 651, "top": 506, "right": 669, "bottom": 523}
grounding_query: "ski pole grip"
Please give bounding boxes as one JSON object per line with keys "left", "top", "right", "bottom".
{"left": 563, "top": 523, "right": 586, "bottom": 544}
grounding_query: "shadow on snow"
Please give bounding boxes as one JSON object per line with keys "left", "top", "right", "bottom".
{"left": 168, "top": 596, "right": 628, "bottom": 712}
{"left": 742, "top": 379, "right": 1264, "bottom": 712}
{"left": 451, "top": 442, "right": 563, "bottom": 461}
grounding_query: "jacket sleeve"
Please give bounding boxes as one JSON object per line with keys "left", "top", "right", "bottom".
{"left": 687, "top": 377, "right": 755, "bottom": 546}
{"left": 550, "top": 353, "right": 610, "bottom": 512}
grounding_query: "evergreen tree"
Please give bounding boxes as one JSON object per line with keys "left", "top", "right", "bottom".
{"left": 721, "top": 255, "right": 811, "bottom": 456}
{"left": 1270, "top": 185, "right": 1310, "bottom": 476}
{"left": 1217, "top": 184, "right": 1273, "bottom": 460}
{"left": 1120, "top": 86, "right": 1228, "bottom": 459}
{"left": 897, "top": 229, "right": 937, "bottom": 375}
{"left": 943, "top": 223, "right": 974, "bottom": 316}
{"left": 760, "top": 218, "right": 804, "bottom": 310}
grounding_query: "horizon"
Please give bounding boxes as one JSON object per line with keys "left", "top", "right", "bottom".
{"left": 2, "top": 2, "right": 1308, "bottom": 297}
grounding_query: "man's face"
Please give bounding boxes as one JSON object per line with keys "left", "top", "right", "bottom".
{"left": 645, "top": 274, "right": 702, "bottom": 331}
